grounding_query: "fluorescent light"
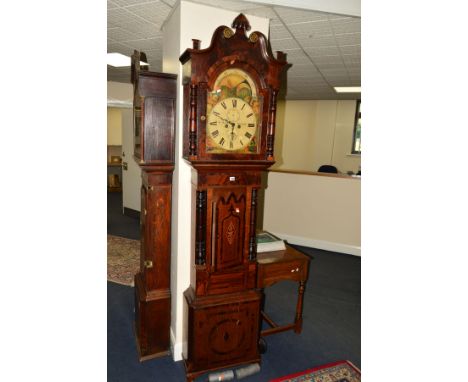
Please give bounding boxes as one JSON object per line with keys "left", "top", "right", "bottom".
{"left": 107, "top": 52, "right": 148, "bottom": 67}
{"left": 334, "top": 86, "right": 361, "bottom": 93}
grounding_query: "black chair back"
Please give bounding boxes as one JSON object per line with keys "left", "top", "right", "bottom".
{"left": 318, "top": 165, "right": 338, "bottom": 173}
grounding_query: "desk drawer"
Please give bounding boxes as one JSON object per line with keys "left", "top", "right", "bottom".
{"left": 257, "top": 260, "right": 306, "bottom": 288}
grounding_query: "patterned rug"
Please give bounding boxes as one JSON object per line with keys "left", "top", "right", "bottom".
{"left": 270, "top": 360, "right": 360, "bottom": 382}
{"left": 107, "top": 235, "right": 140, "bottom": 286}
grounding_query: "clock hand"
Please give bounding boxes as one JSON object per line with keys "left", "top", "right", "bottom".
{"left": 216, "top": 115, "right": 236, "bottom": 128}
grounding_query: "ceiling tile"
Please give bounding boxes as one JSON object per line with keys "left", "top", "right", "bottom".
{"left": 274, "top": 7, "right": 327, "bottom": 25}
{"left": 269, "top": 23, "right": 291, "bottom": 40}
{"left": 304, "top": 46, "right": 340, "bottom": 57}
{"left": 311, "top": 55, "right": 342, "bottom": 65}
{"left": 287, "top": 64, "right": 320, "bottom": 77}
{"left": 111, "top": 0, "right": 152, "bottom": 6}
{"left": 107, "top": 40, "right": 134, "bottom": 54}
{"left": 125, "top": 1, "right": 171, "bottom": 24}
{"left": 108, "top": 0, "right": 120, "bottom": 10}
{"left": 281, "top": 49, "right": 312, "bottom": 65}
{"left": 193, "top": 0, "right": 259, "bottom": 11}
{"left": 107, "top": 0, "right": 361, "bottom": 100}
{"left": 315, "top": 62, "right": 346, "bottom": 71}
{"left": 339, "top": 45, "right": 360, "bottom": 55}
{"left": 270, "top": 38, "right": 300, "bottom": 51}
{"left": 330, "top": 18, "right": 361, "bottom": 34}
{"left": 335, "top": 32, "right": 360, "bottom": 47}
{"left": 245, "top": 6, "right": 277, "bottom": 19}
{"left": 342, "top": 54, "right": 361, "bottom": 65}
{"left": 108, "top": 26, "right": 141, "bottom": 42}
{"left": 115, "top": 21, "right": 160, "bottom": 37}
{"left": 108, "top": 7, "right": 137, "bottom": 26}
{"left": 287, "top": 20, "right": 333, "bottom": 38}
{"left": 124, "top": 37, "right": 162, "bottom": 51}
{"left": 297, "top": 35, "right": 336, "bottom": 48}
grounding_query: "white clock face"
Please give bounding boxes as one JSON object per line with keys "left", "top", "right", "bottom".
{"left": 207, "top": 97, "right": 257, "bottom": 151}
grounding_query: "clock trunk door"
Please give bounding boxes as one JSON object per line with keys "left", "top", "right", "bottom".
{"left": 211, "top": 188, "right": 247, "bottom": 272}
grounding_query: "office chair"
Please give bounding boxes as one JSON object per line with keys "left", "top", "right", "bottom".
{"left": 317, "top": 165, "right": 338, "bottom": 173}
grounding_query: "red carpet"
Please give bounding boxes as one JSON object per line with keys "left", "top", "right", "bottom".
{"left": 270, "top": 360, "right": 360, "bottom": 382}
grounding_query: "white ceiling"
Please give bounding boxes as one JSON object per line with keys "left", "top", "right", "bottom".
{"left": 107, "top": 0, "right": 361, "bottom": 100}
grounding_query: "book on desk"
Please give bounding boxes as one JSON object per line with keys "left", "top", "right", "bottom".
{"left": 257, "top": 231, "right": 286, "bottom": 253}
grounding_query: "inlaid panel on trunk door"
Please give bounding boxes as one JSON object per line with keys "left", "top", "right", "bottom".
{"left": 212, "top": 190, "right": 246, "bottom": 272}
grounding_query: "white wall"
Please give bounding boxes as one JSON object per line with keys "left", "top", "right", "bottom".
{"left": 121, "top": 108, "right": 141, "bottom": 211}
{"left": 273, "top": 100, "right": 360, "bottom": 174}
{"left": 107, "top": 108, "right": 122, "bottom": 145}
{"left": 107, "top": 81, "right": 141, "bottom": 211}
{"left": 162, "top": 0, "right": 269, "bottom": 361}
{"left": 263, "top": 171, "right": 361, "bottom": 255}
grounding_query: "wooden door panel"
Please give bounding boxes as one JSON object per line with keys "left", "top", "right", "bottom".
{"left": 212, "top": 190, "right": 246, "bottom": 272}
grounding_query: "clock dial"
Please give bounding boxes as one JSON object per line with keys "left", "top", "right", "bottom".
{"left": 206, "top": 68, "right": 262, "bottom": 154}
{"left": 207, "top": 97, "right": 257, "bottom": 151}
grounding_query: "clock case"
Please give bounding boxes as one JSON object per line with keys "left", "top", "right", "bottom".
{"left": 131, "top": 51, "right": 177, "bottom": 361}
{"left": 179, "top": 15, "right": 290, "bottom": 381}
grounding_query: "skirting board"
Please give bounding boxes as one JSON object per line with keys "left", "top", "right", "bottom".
{"left": 274, "top": 232, "right": 361, "bottom": 257}
{"left": 170, "top": 327, "right": 185, "bottom": 362}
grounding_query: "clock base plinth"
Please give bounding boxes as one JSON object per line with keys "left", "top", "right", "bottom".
{"left": 183, "top": 287, "right": 262, "bottom": 381}
{"left": 134, "top": 273, "right": 171, "bottom": 361}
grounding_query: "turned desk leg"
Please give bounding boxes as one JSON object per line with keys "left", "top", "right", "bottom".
{"left": 294, "top": 281, "right": 306, "bottom": 334}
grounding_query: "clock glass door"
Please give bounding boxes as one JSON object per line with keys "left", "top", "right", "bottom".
{"left": 206, "top": 69, "right": 263, "bottom": 154}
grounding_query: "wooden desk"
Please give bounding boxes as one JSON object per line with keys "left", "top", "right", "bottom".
{"left": 257, "top": 244, "right": 311, "bottom": 336}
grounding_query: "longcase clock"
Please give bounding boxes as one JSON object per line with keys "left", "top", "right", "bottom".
{"left": 179, "top": 15, "right": 291, "bottom": 381}
{"left": 131, "top": 50, "right": 177, "bottom": 361}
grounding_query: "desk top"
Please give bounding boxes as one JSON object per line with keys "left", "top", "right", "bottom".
{"left": 257, "top": 244, "right": 312, "bottom": 265}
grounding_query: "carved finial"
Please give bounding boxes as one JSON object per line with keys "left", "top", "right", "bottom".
{"left": 276, "top": 51, "right": 287, "bottom": 62}
{"left": 192, "top": 39, "right": 201, "bottom": 49}
{"left": 140, "top": 52, "right": 149, "bottom": 70}
{"left": 232, "top": 13, "right": 251, "bottom": 32}
{"left": 130, "top": 50, "right": 139, "bottom": 84}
